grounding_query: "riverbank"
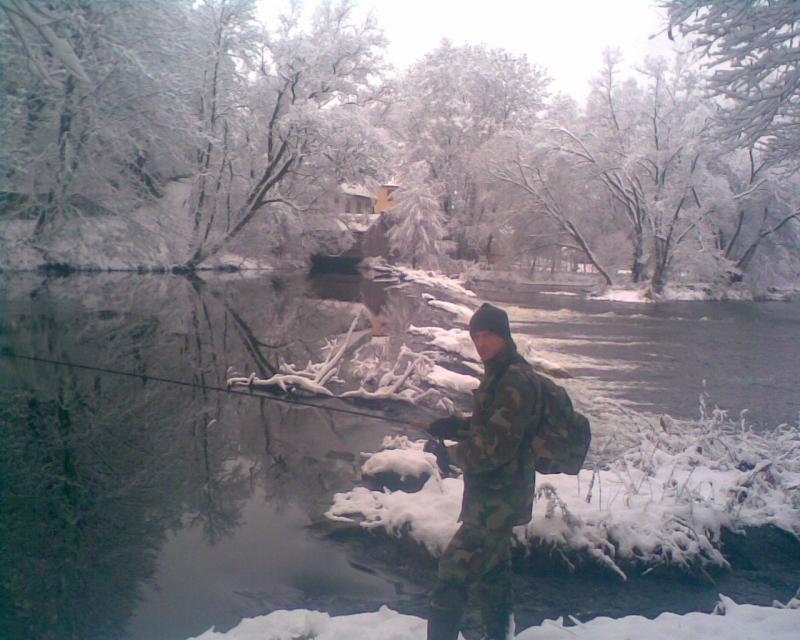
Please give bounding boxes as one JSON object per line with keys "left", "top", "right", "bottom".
{"left": 326, "top": 414, "right": 800, "bottom": 580}
{"left": 187, "top": 593, "right": 800, "bottom": 639}
{"left": 594, "top": 283, "right": 799, "bottom": 303}
{"left": 3, "top": 222, "right": 797, "bottom": 303}
{"left": 0, "top": 180, "right": 348, "bottom": 272}
{"left": 457, "top": 264, "right": 798, "bottom": 303}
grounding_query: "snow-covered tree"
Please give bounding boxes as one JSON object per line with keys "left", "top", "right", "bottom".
{"left": 387, "top": 162, "right": 445, "bottom": 269}
{"left": 394, "top": 41, "right": 550, "bottom": 258}
{"left": 185, "top": 0, "right": 261, "bottom": 253}
{"left": 704, "top": 145, "right": 800, "bottom": 283}
{"left": 663, "top": 1, "right": 800, "bottom": 285}
{"left": 185, "top": 0, "right": 391, "bottom": 266}
{"left": 1, "top": 0, "right": 196, "bottom": 235}
{"left": 663, "top": 0, "right": 800, "bottom": 169}
{"left": 542, "top": 52, "right": 724, "bottom": 292}
{"left": 487, "top": 130, "right": 616, "bottom": 285}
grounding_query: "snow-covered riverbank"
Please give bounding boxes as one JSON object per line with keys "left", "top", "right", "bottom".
{"left": 326, "top": 406, "right": 800, "bottom": 580}
{"left": 593, "top": 284, "right": 798, "bottom": 303}
{"left": 188, "top": 593, "right": 800, "bottom": 639}
{"left": 0, "top": 180, "right": 353, "bottom": 272}
{"left": 221, "top": 265, "right": 800, "bottom": 639}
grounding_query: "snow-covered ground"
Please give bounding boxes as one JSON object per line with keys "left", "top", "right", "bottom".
{"left": 327, "top": 407, "right": 800, "bottom": 580}
{"left": 368, "top": 263, "right": 477, "bottom": 299}
{"left": 593, "top": 284, "right": 797, "bottom": 303}
{"left": 188, "top": 593, "right": 800, "bottom": 639}
{"left": 0, "top": 180, "right": 196, "bottom": 271}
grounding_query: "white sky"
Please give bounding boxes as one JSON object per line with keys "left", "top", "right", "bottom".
{"left": 258, "top": 0, "right": 676, "bottom": 100}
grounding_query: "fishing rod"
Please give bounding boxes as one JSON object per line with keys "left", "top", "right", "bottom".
{"left": 0, "top": 349, "right": 428, "bottom": 428}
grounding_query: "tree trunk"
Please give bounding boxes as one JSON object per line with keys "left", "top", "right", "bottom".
{"left": 650, "top": 238, "right": 668, "bottom": 294}
{"left": 35, "top": 76, "right": 77, "bottom": 237}
{"left": 562, "top": 220, "right": 614, "bottom": 286}
{"left": 735, "top": 209, "right": 799, "bottom": 275}
{"left": 631, "top": 226, "right": 647, "bottom": 283}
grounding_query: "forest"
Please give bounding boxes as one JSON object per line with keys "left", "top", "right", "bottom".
{"left": 2, "top": 0, "right": 799, "bottom": 295}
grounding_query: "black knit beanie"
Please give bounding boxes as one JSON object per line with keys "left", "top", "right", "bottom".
{"left": 468, "top": 303, "right": 511, "bottom": 341}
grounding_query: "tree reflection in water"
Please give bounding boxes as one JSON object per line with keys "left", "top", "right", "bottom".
{"left": 0, "top": 384, "right": 186, "bottom": 640}
{"left": 0, "top": 271, "right": 419, "bottom": 639}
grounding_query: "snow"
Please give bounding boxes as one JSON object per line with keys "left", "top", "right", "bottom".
{"left": 340, "top": 183, "right": 376, "bottom": 200}
{"left": 361, "top": 437, "right": 440, "bottom": 481}
{"left": 422, "top": 294, "right": 474, "bottom": 323}
{"left": 189, "top": 606, "right": 424, "bottom": 640}
{"left": 516, "top": 595, "right": 800, "bottom": 640}
{"left": 592, "top": 285, "right": 789, "bottom": 303}
{"left": 390, "top": 265, "right": 477, "bottom": 298}
{"left": 186, "top": 595, "right": 800, "bottom": 640}
{"left": 408, "top": 324, "right": 572, "bottom": 379}
{"left": 337, "top": 213, "right": 374, "bottom": 233}
{"left": 210, "top": 254, "right": 277, "bottom": 271}
{"left": 427, "top": 364, "right": 480, "bottom": 394}
{"left": 0, "top": 180, "right": 195, "bottom": 271}
{"left": 593, "top": 288, "right": 652, "bottom": 303}
{"left": 408, "top": 325, "right": 477, "bottom": 361}
{"left": 0, "top": 181, "right": 356, "bottom": 272}
{"left": 538, "top": 291, "right": 580, "bottom": 296}
{"left": 327, "top": 412, "right": 800, "bottom": 579}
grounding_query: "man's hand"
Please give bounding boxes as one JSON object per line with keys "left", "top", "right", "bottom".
{"left": 427, "top": 416, "right": 466, "bottom": 440}
{"left": 424, "top": 437, "right": 451, "bottom": 475}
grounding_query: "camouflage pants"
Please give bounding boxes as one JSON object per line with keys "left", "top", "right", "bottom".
{"left": 429, "top": 493, "right": 517, "bottom": 625}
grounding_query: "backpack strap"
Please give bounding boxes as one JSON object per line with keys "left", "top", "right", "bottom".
{"left": 519, "top": 369, "right": 543, "bottom": 460}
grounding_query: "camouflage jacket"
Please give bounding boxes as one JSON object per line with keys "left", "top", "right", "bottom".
{"left": 448, "top": 343, "right": 540, "bottom": 525}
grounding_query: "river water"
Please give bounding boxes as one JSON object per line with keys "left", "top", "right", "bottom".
{"left": 475, "top": 281, "right": 800, "bottom": 429}
{"left": 1, "top": 271, "right": 798, "bottom": 640}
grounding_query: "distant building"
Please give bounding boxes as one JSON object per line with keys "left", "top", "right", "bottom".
{"left": 328, "top": 182, "right": 400, "bottom": 216}
{"left": 321, "top": 182, "right": 401, "bottom": 261}
{"left": 333, "top": 183, "right": 376, "bottom": 214}
{"left": 373, "top": 183, "right": 398, "bottom": 215}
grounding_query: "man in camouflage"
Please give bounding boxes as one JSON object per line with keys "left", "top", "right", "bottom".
{"left": 425, "top": 303, "right": 541, "bottom": 640}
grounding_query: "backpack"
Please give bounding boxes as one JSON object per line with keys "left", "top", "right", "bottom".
{"left": 528, "top": 372, "right": 591, "bottom": 475}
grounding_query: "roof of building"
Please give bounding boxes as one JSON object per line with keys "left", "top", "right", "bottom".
{"left": 340, "top": 183, "right": 375, "bottom": 199}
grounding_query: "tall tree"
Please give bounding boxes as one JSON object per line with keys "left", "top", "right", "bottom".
{"left": 488, "top": 130, "right": 615, "bottom": 285}
{"left": 387, "top": 161, "right": 445, "bottom": 269}
{"left": 187, "top": 0, "right": 260, "bottom": 251}
{"left": 396, "top": 41, "right": 550, "bottom": 258}
{"left": 663, "top": 0, "right": 800, "bottom": 283}
{"left": 1, "top": 0, "right": 196, "bottom": 236}
{"left": 185, "top": 0, "right": 390, "bottom": 266}
{"left": 549, "top": 53, "right": 719, "bottom": 292}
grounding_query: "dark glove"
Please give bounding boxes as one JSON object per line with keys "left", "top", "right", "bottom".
{"left": 424, "top": 437, "right": 451, "bottom": 475}
{"left": 427, "top": 416, "right": 466, "bottom": 440}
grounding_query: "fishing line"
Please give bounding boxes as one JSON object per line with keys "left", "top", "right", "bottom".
{"left": 0, "top": 350, "right": 425, "bottom": 427}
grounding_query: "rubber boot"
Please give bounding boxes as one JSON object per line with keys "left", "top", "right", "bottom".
{"left": 482, "top": 608, "right": 514, "bottom": 640}
{"left": 427, "top": 604, "right": 461, "bottom": 640}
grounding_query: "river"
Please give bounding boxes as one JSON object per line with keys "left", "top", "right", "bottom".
{"left": 470, "top": 280, "right": 800, "bottom": 429}
{"left": 0, "top": 271, "right": 797, "bottom": 640}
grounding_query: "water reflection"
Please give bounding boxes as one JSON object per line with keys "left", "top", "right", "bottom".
{"left": 308, "top": 271, "right": 398, "bottom": 338}
{"left": 0, "top": 385, "right": 186, "bottom": 640}
{"left": 0, "top": 272, "right": 415, "bottom": 640}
